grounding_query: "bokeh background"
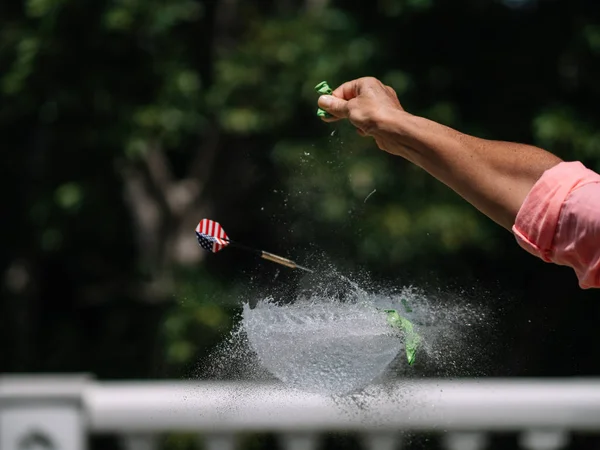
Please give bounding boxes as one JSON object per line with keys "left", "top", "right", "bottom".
{"left": 1, "top": 0, "right": 600, "bottom": 448}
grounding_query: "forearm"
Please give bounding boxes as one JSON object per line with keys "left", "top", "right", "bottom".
{"left": 391, "top": 112, "right": 563, "bottom": 229}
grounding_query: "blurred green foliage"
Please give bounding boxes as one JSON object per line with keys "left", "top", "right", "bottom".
{"left": 1, "top": 1, "right": 600, "bottom": 448}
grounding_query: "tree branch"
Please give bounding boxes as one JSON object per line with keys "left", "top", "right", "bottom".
{"left": 213, "top": 0, "right": 239, "bottom": 52}
{"left": 145, "top": 142, "right": 174, "bottom": 194}
{"left": 187, "top": 125, "right": 220, "bottom": 187}
{"left": 119, "top": 161, "right": 164, "bottom": 274}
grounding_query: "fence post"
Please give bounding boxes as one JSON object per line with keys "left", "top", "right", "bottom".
{"left": 519, "top": 430, "right": 570, "bottom": 450}
{"left": 0, "top": 375, "right": 90, "bottom": 450}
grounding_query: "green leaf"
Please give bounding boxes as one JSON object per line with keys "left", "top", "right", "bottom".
{"left": 54, "top": 183, "right": 83, "bottom": 212}
{"left": 26, "top": 0, "right": 64, "bottom": 18}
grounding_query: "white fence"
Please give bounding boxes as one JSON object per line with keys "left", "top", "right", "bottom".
{"left": 1, "top": 375, "right": 600, "bottom": 450}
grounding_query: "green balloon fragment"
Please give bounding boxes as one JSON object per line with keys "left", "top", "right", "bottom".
{"left": 384, "top": 309, "right": 422, "bottom": 365}
{"left": 315, "top": 81, "right": 332, "bottom": 118}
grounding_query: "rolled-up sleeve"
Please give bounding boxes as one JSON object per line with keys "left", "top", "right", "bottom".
{"left": 512, "top": 161, "right": 600, "bottom": 289}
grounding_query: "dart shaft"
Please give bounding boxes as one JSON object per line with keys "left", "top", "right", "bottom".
{"left": 260, "top": 252, "right": 313, "bottom": 273}
{"left": 228, "top": 241, "right": 313, "bottom": 273}
{"left": 261, "top": 251, "right": 297, "bottom": 269}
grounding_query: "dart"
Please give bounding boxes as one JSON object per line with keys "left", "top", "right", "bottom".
{"left": 195, "top": 219, "right": 314, "bottom": 273}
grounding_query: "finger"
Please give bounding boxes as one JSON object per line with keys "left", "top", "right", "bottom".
{"left": 318, "top": 95, "right": 350, "bottom": 118}
{"left": 331, "top": 79, "right": 361, "bottom": 101}
{"left": 332, "top": 77, "right": 384, "bottom": 100}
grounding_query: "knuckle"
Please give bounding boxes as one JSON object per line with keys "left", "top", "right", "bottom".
{"left": 362, "top": 76, "right": 379, "bottom": 87}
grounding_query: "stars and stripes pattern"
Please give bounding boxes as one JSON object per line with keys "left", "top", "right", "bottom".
{"left": 195, "top": 219, "right": 230, "bottom": 253}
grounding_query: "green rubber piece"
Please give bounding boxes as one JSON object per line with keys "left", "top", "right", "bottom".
{"left": 315, "top": 81, "right": 332, "bottom": 95}
{"left": 314, "top": 81, "right": 332, "bottom": 118}
{"left": 385, "top": 309, "right": 422, "bottom": 366}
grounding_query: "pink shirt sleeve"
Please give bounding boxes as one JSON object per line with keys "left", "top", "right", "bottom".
{"left": 512, "top": 161, "right": 600, "bottom": 289}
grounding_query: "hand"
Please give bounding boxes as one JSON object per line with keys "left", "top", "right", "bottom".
{"left": 317, "top": 77, "right": 413, "bottom": 157}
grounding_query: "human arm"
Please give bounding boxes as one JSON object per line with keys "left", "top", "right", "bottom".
{"left": 317, "top": 77, "right": 600, "bottom": 288}
{"left": 316, "top": 77, "right": 562, "bottom": 230}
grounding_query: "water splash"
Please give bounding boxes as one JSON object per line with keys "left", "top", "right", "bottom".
{"left": 243, "top": 298, "right": 402, "bottom": 395}
{"left": 200, "top": 272, "right": 495, "bottom": 396}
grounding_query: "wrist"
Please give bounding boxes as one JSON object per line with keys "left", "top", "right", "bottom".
{"left": 376, "top": 109, "right": 426, "bottom": 161}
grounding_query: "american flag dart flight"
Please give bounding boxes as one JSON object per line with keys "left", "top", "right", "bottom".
{"left": 195, "top": 219, "right": 314, "bottom": 273}
{"left": 196, "top": 219, "right": 230, "bottom": 253}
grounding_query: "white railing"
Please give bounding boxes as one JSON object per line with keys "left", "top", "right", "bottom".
{"left": 1, "top": 375, "right": 600, "bottom": 450}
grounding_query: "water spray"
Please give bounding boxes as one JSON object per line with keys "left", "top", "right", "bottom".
{"left": 195, "top": 218, "right": 421, "bottom": 365}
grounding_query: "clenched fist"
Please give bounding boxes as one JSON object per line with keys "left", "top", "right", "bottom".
{"left": 317, "top": 77, "right": 414, "bottom": 157}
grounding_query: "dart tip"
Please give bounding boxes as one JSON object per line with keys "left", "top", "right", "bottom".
{"left": 296, "top": 264, "right": 314, "bottom": 274}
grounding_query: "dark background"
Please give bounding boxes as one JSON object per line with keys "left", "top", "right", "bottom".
{"left": 1, "top": 0, "right": 599, "bottom": 448}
